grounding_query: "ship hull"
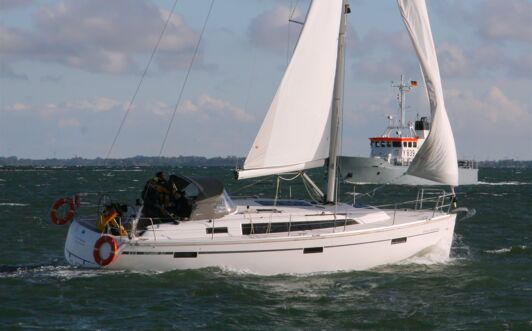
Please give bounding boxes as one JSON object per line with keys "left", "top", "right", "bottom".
{"left": 338, "top": 156, "right": 478, "bottom": 185}
{"left": 64, "top": 212, "right": 456, "bottom": 275}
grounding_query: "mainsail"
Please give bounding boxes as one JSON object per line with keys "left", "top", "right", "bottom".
{"left": 398, "top": 0, "right": 459, "bottom": 186}
{"left": 237, "top": 0, "right": 344, "bottom": 180}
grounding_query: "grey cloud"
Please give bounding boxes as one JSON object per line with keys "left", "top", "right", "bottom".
{"left": 0, "top": 0, "right": 34, "bottom": 11}
{"left": 0, "top": 0, "right": 201, "bottom": 74}
{"left": 0, "top": 63, "right": 28, "bottom": 80}
{"left": 40, "top": 74, "right": 62, "bottom": 83}
{"left": 434, "top": 0, "right": 531, "bottom": 44}
{"left": 477, "top": 0, "right": 532, "bottom": 43}
{"left": 247, "top": 4, "right": 306, "bottom": 53}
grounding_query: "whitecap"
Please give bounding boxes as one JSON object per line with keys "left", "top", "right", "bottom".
{"left": 484, "top": 247, "right": 511, "bottom": 254}
{"left": 0, "top": 264, "right": 126, "bottom": 280}
{"left": 477, "top": 181, "right": 529, "bottom": 186}
{"left": 484, "top": 245, "right": 527, "bottom": 254}
{"left": 0, "top": 203, "right": 29, "bottom": 206}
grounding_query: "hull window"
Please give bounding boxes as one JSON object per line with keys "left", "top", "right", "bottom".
{"left": 173, "top": 252, "right": 198, "bottom": 258}
{"left": 303, "top": 247, "right": 324, "bottom": 254}
{"left": 391, "top": 237, "right": 407, "bottom": 245}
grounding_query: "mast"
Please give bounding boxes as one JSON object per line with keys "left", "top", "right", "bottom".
{"left": 326, "top": 0, "right": 349, "bottom": 203}
{"left": 392, "top": 74, "right": 414, "bottom": 128}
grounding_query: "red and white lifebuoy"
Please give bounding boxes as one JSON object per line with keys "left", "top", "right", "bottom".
{"left": 93, "top": 235, "right": 118, "bottom": 266}
{"left": 50, "top": 197, "right": 76, "bottom": 225}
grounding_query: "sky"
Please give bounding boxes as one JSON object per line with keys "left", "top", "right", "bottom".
{"left": 0, "top": 0, "right": 531, "bottom": 161}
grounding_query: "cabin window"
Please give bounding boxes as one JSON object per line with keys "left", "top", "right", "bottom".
{"left": 408, "top": 142, "right": 412, "bottom": 147}
{"left": 242, "top": 219, "right": 358, "bottom": 235}
{"left": 387, "top": 142, "right": 391, "bottom": 147}
{"left": 206, "top": 227, "right": 228, "bottom": 234}
{"left": 392, "top": 141, "right": 401, "bottom": 147}
{"left": 413, "top": 142, "right": 417, "bottom": 147}
{"left": 402, "top": 142, "right": 407, "bottom": 147}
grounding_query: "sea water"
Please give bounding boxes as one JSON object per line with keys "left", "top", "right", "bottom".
{"left": 0, "top": 167, "right": 530, "bottom": 330}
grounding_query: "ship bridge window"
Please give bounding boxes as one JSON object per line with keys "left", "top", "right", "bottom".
{"left": 392, "top": 141, "right": 401, "bottom": 147}
{"left": 403, "top": 142, "right": 407, "bottom": 147}
{"left": 408, "top": 142, "right": 412, "bottom": 147}
{"left": 413, "top": 142, "right": 417, "bottom": 148}
{"left": 387, "top": 142, "right": 391, "bottom": 147}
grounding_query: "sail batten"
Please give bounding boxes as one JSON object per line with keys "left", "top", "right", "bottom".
{"left": 238, "top": 0, "right": 344, "bottom": 180}
{"left": 398, "top": 0, "right": 459, "bottom": 186}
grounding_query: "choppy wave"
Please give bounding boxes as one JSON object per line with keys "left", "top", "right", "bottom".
{"left": 0, "top": 264, "right": 126, "bottom": 280}
{"left": 0, "top": 202, "right": 29, "bottom": 206}
{"left": 477, "top": 181, "right": 530, "bottom": 186}
{"left": 484, "top": 245, "right": 528, "bottom": 254}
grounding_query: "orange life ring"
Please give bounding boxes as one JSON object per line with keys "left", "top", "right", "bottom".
{"left": 50, "top": 197, "right": 76, "bottom": 225}
{"left": 93, "top": 235, "right": 118, "bottom": 266}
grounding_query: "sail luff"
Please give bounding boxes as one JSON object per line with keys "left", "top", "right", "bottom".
{"left": 398, "top": 0, "right": 458, "bottom": 186}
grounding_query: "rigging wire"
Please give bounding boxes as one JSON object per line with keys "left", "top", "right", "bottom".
{"left": 158, "top": 0, "right": 216, "bottom": 157}
{"left": 104, "top": 0, "right": 180, "bottom": 161}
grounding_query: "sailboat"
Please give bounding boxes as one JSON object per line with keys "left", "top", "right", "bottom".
{"left": 61, "top": 0, "right": 461, "bottom": 275}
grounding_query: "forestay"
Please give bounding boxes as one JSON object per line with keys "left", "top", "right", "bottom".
{"left": 237, "top": 0, "right": 344, "bottom": 180}
{"left": 398, "top": 0, "right": 459, "bottom": 186}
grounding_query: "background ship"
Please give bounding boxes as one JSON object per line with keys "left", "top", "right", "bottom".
{"left": 338, "top": 75, "right": 478, "bottom": 185}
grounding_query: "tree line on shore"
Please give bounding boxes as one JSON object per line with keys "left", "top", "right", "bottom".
{"left": 0, "top": 156, "right": 530, "bottom": 168}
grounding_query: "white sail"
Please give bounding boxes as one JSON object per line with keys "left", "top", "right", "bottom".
{"left": 398, "top": 0, "right": 458, "bottom": 186}
{"left": 237, "top": 0, "right": 344, "bottom": 180}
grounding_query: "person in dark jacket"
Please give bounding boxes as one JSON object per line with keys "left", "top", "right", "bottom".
{"left": 139, "top": 172, "right": 173, "bottom": 228}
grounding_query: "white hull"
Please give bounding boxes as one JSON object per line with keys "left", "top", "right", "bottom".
{"left": 65, "top": 202, "right": 456, "bottom": 275}
{"left": 338, "top": 156, "right": 478, "bottom": 185}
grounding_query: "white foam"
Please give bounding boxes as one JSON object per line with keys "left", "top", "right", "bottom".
{"left": 477, "top": 181, "right": 529, "bottom": 186}
{"left": 0, "top": 265, "right": 127, "bottom": 280}
{"left": 0, "top": 203, "right": 29, "bottom": 206}
{"left": 485, "top": 247, "right": 511, "bottom": 254}
{"left": 484, "top": 245, "right": 527, "bottom": 254}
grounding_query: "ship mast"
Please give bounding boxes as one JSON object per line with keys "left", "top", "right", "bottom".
{"left": 392, "top": 74, "right": 414, "bottom": 128}
{"left": 326, "top": 0, "right": 350, "bottom": 204}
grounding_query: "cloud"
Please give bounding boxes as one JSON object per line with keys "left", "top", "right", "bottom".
{"left": 40, "top": 74, "right": 62, "bottom": 83}
{"left": 64, "top": 97, "right": 127, "bottom": 113}
{"left": 4, "top": 97, "right": 127, "bottom": 117}
{"left": 446, "top": 86, "right": 531, "bottom": 133}
{"left": 0, "top": 63, "right": 28, "bottom": 80}
{"left": 0, "top": 0, "right": 34, "bottom": 11}
{"left": 146, "top": 94, "right": 254, "bottom": 123}
{"left": 477, "top": 0, "right": 532, "bottom": 43}
{"left": 0, "top": 0, "right": 201, "bottom": 74}
{"left": 58, "top": 118, "right": 81, "bottom": 128}
{"left": 247, "top": 4, "right": 305, "bottom": 53}
{"left": 437, "top": 42, "right": 473, "bottom": 77}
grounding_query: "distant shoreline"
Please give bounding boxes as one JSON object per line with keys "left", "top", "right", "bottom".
{"left": 0, "top": 156, "right": 244, "bottom": 168}
{"left": 0, "top": 156, "right": 530, "bottom": 168}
